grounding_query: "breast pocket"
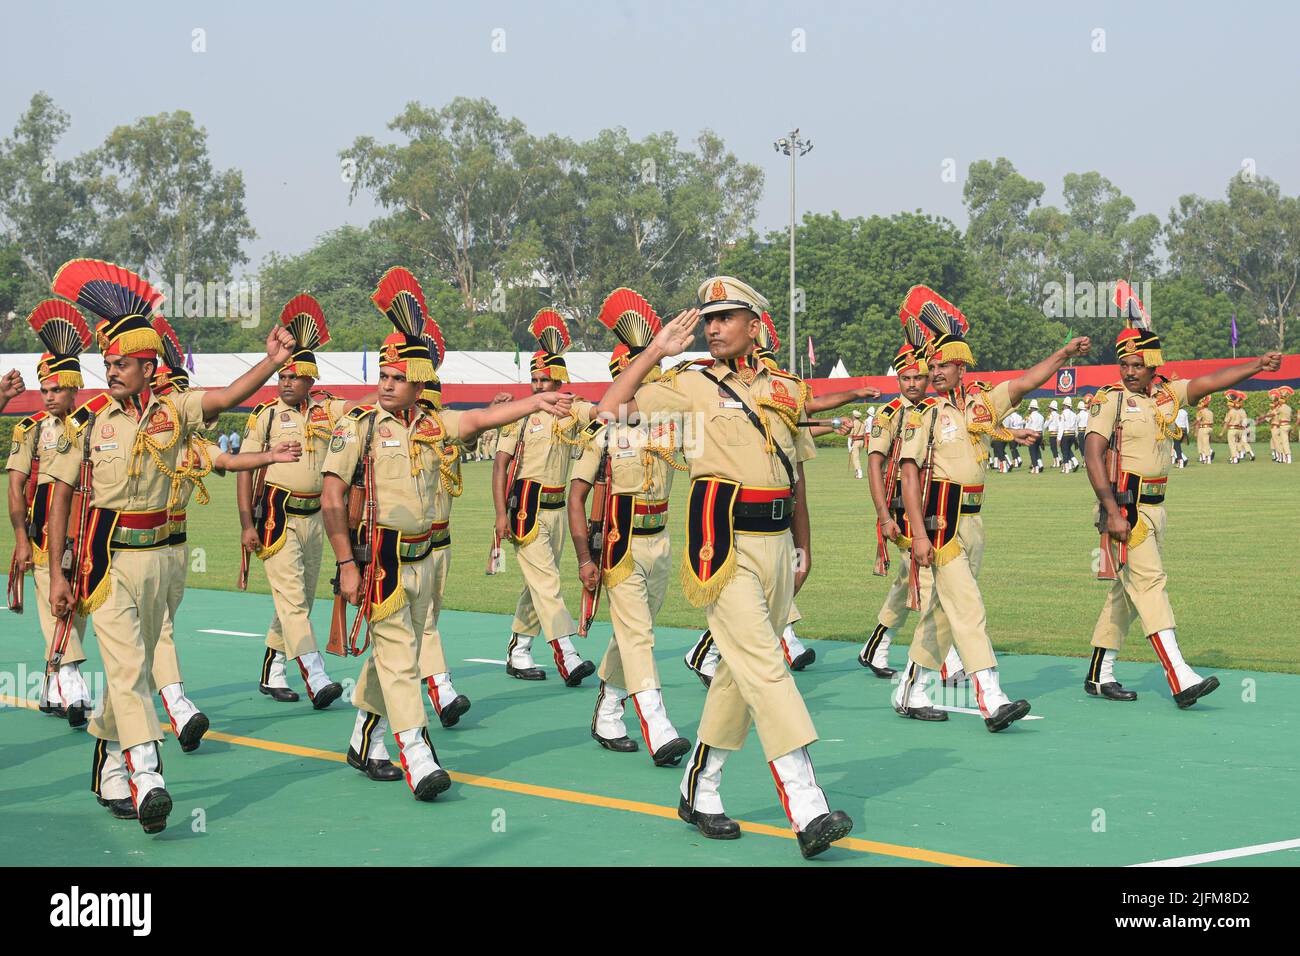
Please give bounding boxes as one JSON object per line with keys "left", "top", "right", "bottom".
{"left": 708, "top": 411, "right": 750, "bottom": 447}
{"left": 95, "top": 450, "right": 126, "bottom": 487}
{"left": 375, "top": 447, "right": 407, "bottom": 481}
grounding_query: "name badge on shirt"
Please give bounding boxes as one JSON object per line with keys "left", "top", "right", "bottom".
{"left": 719, "top": 401, "right": 744, "bottom": 409}
{"left": 530, "top": 422, "right": 544, "bottom": 432}
{"left": 279, "top": 420, "right": 299, "bottom": 430}
{"left": 95, "top": 442, "right": 118, "bottom": 452}
{"left": 615, "top": 450, "right": 637, "bottom": 459}
{"left": 381, "top": 439, "right": 402, "bottom": 447}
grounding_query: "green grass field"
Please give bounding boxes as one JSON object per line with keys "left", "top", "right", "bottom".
{"left": 5, "top": 440, "right": 1295, "bottom": 673}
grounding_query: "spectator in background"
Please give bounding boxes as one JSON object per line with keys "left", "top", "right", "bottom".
{"left": 219, "top": 433, "right": 230, "bottom": 454}
{"left": 230, "top": 430, "right": 242, "bottom": 453}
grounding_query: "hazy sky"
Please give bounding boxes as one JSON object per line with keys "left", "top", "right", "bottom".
{"left": 5, "top": 0, "right": 1297, "bottom": 271}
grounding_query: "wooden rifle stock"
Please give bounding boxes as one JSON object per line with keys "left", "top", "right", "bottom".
{"left": 874, "top": 432, "right": 903, "bottom": 577}
{"left": 1096, "top": 421, "right": 1127, "bottom": 580}
{"left": 578, "top": 450, "right": 612, "bottom": 637}
{"left": 487, "top": 427, "right": 526, "bottom": 574}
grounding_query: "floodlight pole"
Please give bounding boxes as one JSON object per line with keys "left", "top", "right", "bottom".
{"left": 775, "top": 129, "right": 812, "bottom": 371}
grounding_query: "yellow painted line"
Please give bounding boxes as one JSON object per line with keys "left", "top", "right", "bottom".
{"left": 2, "top": 693, "right": 1007, "bottom": 866}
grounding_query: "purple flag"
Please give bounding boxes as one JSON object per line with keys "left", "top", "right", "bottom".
{"left": 185, "top": 342, "right": 195, "bottom": 372}
{"left": 1231, "top": 312, "right": 1239, "bottom": 347}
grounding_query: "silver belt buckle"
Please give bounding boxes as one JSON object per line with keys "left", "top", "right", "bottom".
{"left": 771, "top": 497, "right": 785, "bottom": 521}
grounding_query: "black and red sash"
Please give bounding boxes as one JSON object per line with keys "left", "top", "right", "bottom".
{"left": 680, "top": 478, "right": 740, "bottom": 607}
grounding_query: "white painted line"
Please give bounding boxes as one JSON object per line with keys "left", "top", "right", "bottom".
{"left": 199, "top": 629, "right": 262, "bottom": 637}
{"left": 1130, "top": 838, "right": 1300, "bottom": 867}
{"left": 465, "top": 658, "right": 508, "bottom": 665}
{"left": 933, "top": 705, "right": 1044, "bottom": 721}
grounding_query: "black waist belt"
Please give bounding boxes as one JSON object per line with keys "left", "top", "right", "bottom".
{"left": 539, "top": 499, "right": 565, "bottom": 511}
{"left": 632, "top": 524, "right": 665, "bottom": 537}
{"left": 732, "top": 497, "right": 792, "bottom": 534}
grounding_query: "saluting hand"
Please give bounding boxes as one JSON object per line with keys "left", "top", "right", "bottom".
{"left": 652, "top": 308, "right": 701, "bottom": 359}
{"left": 270, "top": 440, "right": 302, "bottom": 463}
{"left": 265, "top": 326, "right": 295, "bottom": 365}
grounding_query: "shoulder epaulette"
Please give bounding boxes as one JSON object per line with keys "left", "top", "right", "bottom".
{"left": 345, "top": 404, "right": 378, "bottom": 421}
{"left": 310, "top": 388, "right": 337, "bottom": 402}
{"left": 768, "top": 367, "right": 802, "bottom": 385}
{"left": 12, "top": 411, "right": 48, "bottom": 441}
{"left": 1097, "top": 383, "right": 1123, "bottom": 395}
{"left": 67, "top": 393, "right": 111, "bottom": 431}
{"left": 877, "top": 399, "right": 903, "bottom": 421}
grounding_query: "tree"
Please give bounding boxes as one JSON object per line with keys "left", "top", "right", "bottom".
{"left": 1166, "top": 174, "right": 1299, "bottom": 350}
{"left": 0, "top": 93, "right": 92, "bottom": 342}
{"left": 962, "top": 158, "right": 1044, "bottom": 301}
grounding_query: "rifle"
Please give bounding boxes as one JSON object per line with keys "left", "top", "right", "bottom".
{"left": 7, "top": 443, "right": 39, "bottom": 612}
{"left": 49, "top": 411, "right": 95, "bottom": 670}
{"left": 578, "top": 445, "right": 613, "bottom": 637}
{"left": 487, "top": 423, "right": 527, "bottom": 575}
{"left": 328, "top": 415, "right": 377, "bottom": 657}
{"left": 874, "top": 424, "right": 904, "bottom": 577}
{"left": 1096, "top": 419, "right": 1128, "bottom": 581}
{"left": 907, "top": 402, "right": 940, "bottom": 611}
{"left": 238, "top": 407, "right": 275, "bottom": 590}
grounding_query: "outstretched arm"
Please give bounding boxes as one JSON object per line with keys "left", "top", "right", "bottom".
{"left": 807, "top": 385, "right": 880, "bottom": 414}
{"left": 1185, "top": 352, "right": 1282, "bottom": 406}
{"left": 458, "top": 391, "right": 573, "bottom": 443}
{"left": 214, "top": 440, "right": 302, "bottom": 472}
{"left": 200, "top": 327, "right": 295, "bottom": 420}
{"left": 0, "top": 370, "right": 24, "bottom": 413}
{"left": 1007, "top": 337, "right": 1091, "bottom": 406}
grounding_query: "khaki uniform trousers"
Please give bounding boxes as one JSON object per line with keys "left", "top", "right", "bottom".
{"left": 414, "top": 544, "right": 452, "bottom": 679}
{"left": 353, "top": 550, "right": 434, "bottom": 733}
{"left": 1272, "top": 426, "right": 1291, "bottom": 460}
{"left": 1227, "top": 428, "right": 1248, "bottom": 459}
{"left": 1195, "top": 427, "right": 1213, "bottom": 459}
{"left": 510, "top": 505, "right": 576, "bottom": 642}
{"left": 598, "top": 530, "right": 671, "bottom": 695}
{"left": 849, "top": 445, "right": 862, "bottom": 474}
{"left": 906, "top": 516, "right": 996, "bottom": 674}
{"left": 877, "top": 548, "right": 913, "bottom": 631}
{"left": 87, "top": 548, "right": 169, "bottom": 749}
{"left": 1090, "top": 504, "right": 1175, "bottom": 651}
{"left": 152, "top": 543, "right": 188, "bottom": 688}
{"left": 33, "top": 559, "right": 87, "bottom": 666}
{"left": 263, "top": 511, "right": 326, "bottom": 661}
{"left": 696, "top": 531, "right": 817, "bottom": 762}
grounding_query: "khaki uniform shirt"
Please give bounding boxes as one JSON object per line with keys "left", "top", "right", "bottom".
{"left": 6, "top": 413, "right": 66, "bottom": 486}
{"left": 243, "top": 396, "right": 349, "bottom": 494}
{"left": 571, "top": 419, "right": 681, "bottom": 500}
{"left": 1273, "top": 404, "right": 1293, "bottom": 430}
{"left": 1224, "top": 407, "right": 1247, "bottom": 431}
{"left": 849, "top": 418, "right": 866, "bottom": 447}
{"left": 1084, "top": 379, "right": 1190, "bottom": 479}
{"left": 867, "top": 397, "right": 916, "bottom": 458}
{"left": 1195, "top": 407, "right": 1214, "bottom": 431}
{"left": 496, "top": 399, "right": 595, "bottom": 486}
{"left": 46, "top": 390, "right": 208, "bottom": 512}
{"left": 631, "top": 361, "right": 816, "bottom": 487}
{"left": 321, "top": 404, "right": 466, "bottom": 534}
{"left": 899, "top": 382, "right": 1013, "bottom": 486}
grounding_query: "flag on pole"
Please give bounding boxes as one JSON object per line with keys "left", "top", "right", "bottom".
{"left": 1231, "top": 312, "right": 1239, "bottom": 347}
{"left": 361, "top": 345, "right": 367, "bottom": 381}
{"left": 807, "top": 335, "right": 815, "bottom": 365}
{"left": 185, "top": 342, "right": 195, "bottom": 372}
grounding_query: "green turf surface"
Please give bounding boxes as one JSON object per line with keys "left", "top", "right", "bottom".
{"left": 2, "top": 583, "right": 1298, "bottom": 866}
{"left": 4, "top": 441, "right": 1291, "bottom": 671}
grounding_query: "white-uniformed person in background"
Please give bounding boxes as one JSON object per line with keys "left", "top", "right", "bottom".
{"left": 1045, "top": 400, "right": 1061, "bottom": 467}
{"left": 1172, "top": 404, "right": 1190, "bottom": 468}
{"left": 1057, "top": 398, "right": 1079, "bottom": 473}
{"left": 1025, "top": 399, "right": 1046, "bottom": 473}
{"left": 1002, "top": 406, "right": 1025, "bottom": 471}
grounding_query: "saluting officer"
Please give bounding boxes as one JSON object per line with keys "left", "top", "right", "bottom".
{"left": 598, "top": 276, "right": 854, "bottom": 860}
{"left": 238, "top": 295, "right": 346, "bottom": 709}
{"left": 570, "top": 288, "right": 690, "bottom": 766}
{"left": 1083, "top": 289, "right": 1282, "bottom": 707}
{"left": 494, "top": 311, "right": 596, "bottom": 686}
{"left": 44, "top": 259, "right": 295, "bottom": 834}
{"left": 7, "top": 301, "right": 94, "bottom": 726}
{"left": 892, "top": 285, "right": 1088, "bottom": 731}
